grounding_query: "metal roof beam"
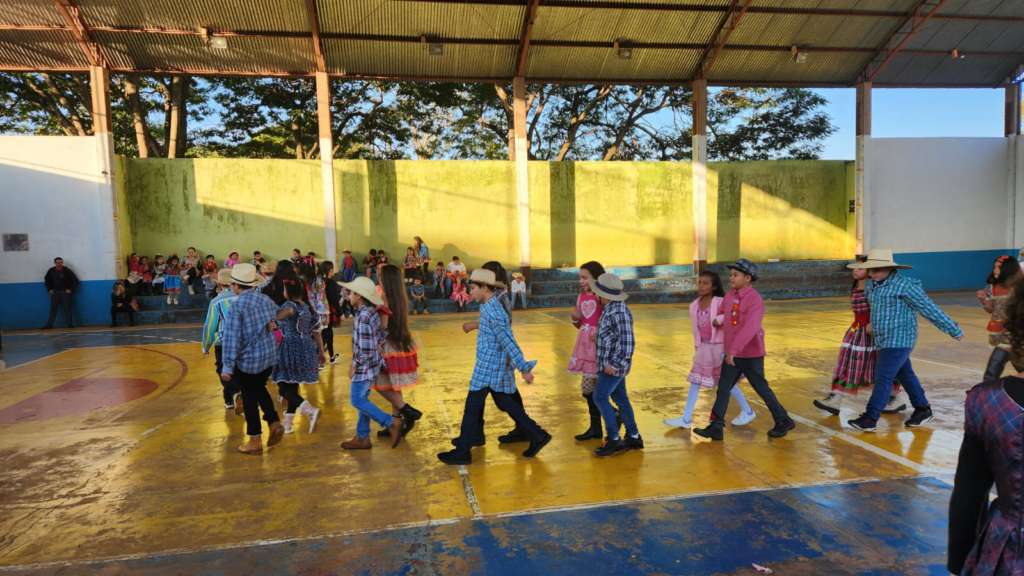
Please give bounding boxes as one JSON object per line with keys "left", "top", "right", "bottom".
{"left": 856, "top": 0, "right": 950, "bottom": 84}
{"left": 305, "top": 0, "right": 326, "bottom": 73}
{"left": 692, "top": 0, "right": 753, "bottom": 80}
{"left": 515, "top": 0, "right": 541, "bottom": 77}
{"left": 51, "top": 0, "right": 102, "bottom": 67}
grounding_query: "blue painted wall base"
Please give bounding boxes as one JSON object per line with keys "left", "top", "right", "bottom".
{"left": 0, "top": 280, "right": 117, "bottom": 330}
{"left": 894, "top": 249, "right": 1015, "bottom": 292}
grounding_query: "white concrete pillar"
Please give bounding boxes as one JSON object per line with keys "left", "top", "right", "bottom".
{"left": 513, "top": 77, "right": 532, "bottom": 282}
{"left": 316, "top": 72, "right": 338, "bottom": 267}
{"left": 1007, "top": 84, "right": 1024, "bottom": 252}
{"left": 692, "top": 78, "right": 708, "bottom": 272}
{"left": 855, "top": 81, "right": 871, "bottom": 254}
{"left": 90, "top": 65, "right": 121, "bottom": 280}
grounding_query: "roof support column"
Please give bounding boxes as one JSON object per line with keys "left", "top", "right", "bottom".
{"left": 513, "top": 76, "right": 532, "bottom": 285}
{"left": 692, "top": 78, "right": 708, "bottom": 274}
{"left": 1007, "top": 83, "right": 1024, "bottom": 253}
{"left": 90, "top": 65, "right": 122, "bottom": 280}
{"left": 316, "top": 71, "right": 337, "bottom": 268}
{"left": 855, "top": 81, "right": 871, "bottom": 255}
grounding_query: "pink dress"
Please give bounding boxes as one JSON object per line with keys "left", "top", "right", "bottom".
{"left": 451, "top": 282, "right": 472, "bottom": 305}
{"left": 568, "top": 293, "right": 603, "bottom": 378}
{"left": 688, "top": 307, "right": 723, "bottom": 388}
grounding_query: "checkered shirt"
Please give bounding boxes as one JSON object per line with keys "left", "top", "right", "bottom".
{"left": 866, "top": 271, "right": 963, "bottom": 349}
{"left": 220, "top": 289, "right": 279, "bottom": 376}
{"left": 596, "top": 300, "right": 635, "bottom": 376}
{"left": 470, "top": 296, "right": 536, "bottom": 393}
{"left": 351, "top": 304, "right": 385, "bottom": 382}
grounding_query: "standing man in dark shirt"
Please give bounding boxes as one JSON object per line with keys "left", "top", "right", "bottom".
{"left": 43, "top": 257, "right": 79, "bottom": 329}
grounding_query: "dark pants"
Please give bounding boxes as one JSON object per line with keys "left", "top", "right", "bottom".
{"left": 433, "top": 282, "right": 447, "bottom": 299}
{"left": 710, "top": 357, "right": 789, "bottom": 430}
{"left": 110, "top": 305, "right": 134, "bottom": 326}
{"left": 864, "top": 348, "right": 928, "bottom": 421}
{"left": 322, "top": 326, "right": 335, "bottom": 356}
{"left": 412, "top": 297, "right": 426, "bottom": 314}
{"left": 277, "top": 382, "right": 304, "bottom": 414}
{"left": 984, "top": 347, "right": 1024, "bottom": 382}
{"left": 152, "top": 282, "right": 164, "bottom": 295}
{"left": 341, "top": 300, "right": 354, "bottom": 318}
{"left": 456, "top": 387, "right": 543, "bottom": 455}
{"left": 468, "top": 389, "right": 526, "bottom": 440}
{"left": 235, "top": 367, "right": 279, "bottom": 436}
{"left": 214, "top": 345, "right": 240, "bottom": 405}
{"left": 422, "top": 262, "right": 432, "bottom": 283}
{"left": 46, "top": 292, "right": 73, "bottom": 327}
{"left": 185, "top": 268, "right": 201, "bottom": 293}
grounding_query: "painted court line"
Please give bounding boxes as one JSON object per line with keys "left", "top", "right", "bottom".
{"left": 0, "top": 473, "right": 939, "bottom": 573}
{"left": 415, "top": 333, "right": 483, "bottom": 518}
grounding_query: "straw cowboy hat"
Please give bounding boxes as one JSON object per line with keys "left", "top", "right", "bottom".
{"left": 340, "top": 276, "right": 384, "bottom": 306}
{"left": 217, "top": 268, "right": 233, "bottom": 285}
{"left": 512, "top": 272, "right": 525, "bottom": 280}
{"left": 261, "top": 260, "right": 278, "bottom": 275}
{"left": 588, "top": 273, "right": 629, "bottom": 301}
{"left": 847, "top": 248, "right": 913, "bottom": 270}
{"left": 229, "top": 263, "right": 263, "bottom": 286}
{"left": 469, "top": 268, "right": 506, "bottom": 289}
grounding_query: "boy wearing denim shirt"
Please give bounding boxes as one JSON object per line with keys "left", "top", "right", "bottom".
{"left": 695, "top": 259, "right": 796, "bottom": 441}
{"left": 847, "top": 249, "right": 964, "bottom": 432}
{"left": 437, "top": 269, "right": 550, "bottom": 465}
{"left": 409, "top": 276, "right": 428, "bottom": 315}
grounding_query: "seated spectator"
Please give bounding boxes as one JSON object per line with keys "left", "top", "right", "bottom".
{"left": 445, "top": 256, "right": 466, "bottom": 296}
{"left": 110, "top": 281, "right": 135, "bottom": 327}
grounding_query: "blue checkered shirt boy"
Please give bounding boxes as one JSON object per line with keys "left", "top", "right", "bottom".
{"left": 410, "top": 284, "right": 425, "bottom": 298}
{"left": 596, "top": 300, "right": 635, "bottom": 376}
{"left": 866, "top": 270, "right": 963, "bottom": 349}
{"left": 221, "top": 289, "right": 279, "bottom": 376}
{"left": 351, "top": 304, "right": 385, "bottom": 382}
{"left": 470, "top": 295, "right": 536, "bottom": 393}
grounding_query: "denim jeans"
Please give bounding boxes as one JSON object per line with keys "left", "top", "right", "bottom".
{"left": 513, "top": 291, "right": 528, "bottom": 309}
{"left": 594, "top": 372, "right": 639, "bottom": 440}
{"left": 454, "top": 387, "right": 544, "bottom": 455}
{"left": 864, "top": 347, "right": 929, "bottom": 420}
{"left": 412, "top": 297, "right": 426, "bottom": 314}
{"left": 710, "top": 356, "right": 788, "bottom": 430}
{"left": 350, "top": 379, "right": 393, "bottom": 439}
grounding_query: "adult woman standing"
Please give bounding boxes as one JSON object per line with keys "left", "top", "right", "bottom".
{"left": 414, "top": 237, "right": 431, "bottom": 284}
{"left": 948, "top": 283, "right": 1024, "bottom": 575}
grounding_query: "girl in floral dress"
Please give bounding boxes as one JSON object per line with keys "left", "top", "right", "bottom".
{"left": 977, "top": 255, "right": 1024, "bottom": 381}
{"left": 814, "top": 255, "right": 905, "bottom": 415}
{"left": 271, "top": 278, "right": 325, "bottom": 434}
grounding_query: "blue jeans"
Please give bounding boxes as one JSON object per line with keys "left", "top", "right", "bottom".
{"left": 513, "top": 291, "right": 528, "bottom": 309}
{"left": 412, "top": 297, "right": 426, "bottom": 314}
{"left": 865, "top": 347, "right": 929, "bottom": 420}
{"left": 350, "top": 379, "right": 394, "bottom": 439}
{"left": 594, "top": 372, "right": 639, "bottom": 440}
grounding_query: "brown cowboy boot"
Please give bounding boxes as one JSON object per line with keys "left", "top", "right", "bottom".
{"left": 238, "top": 435, "right": 263, "bottom": 455}
{"left": 341, "top": 436, "right": 371, "bottom": 450}
{"left": 267, "top": 421, "right": 284, "bottom": 447}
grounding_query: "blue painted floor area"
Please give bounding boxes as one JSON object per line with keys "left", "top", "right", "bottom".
{"left": 24, "top": 476, "right": 952, "bottom": 575}
{"left": 0, "top": 326, "right": 201, "bottom": 369}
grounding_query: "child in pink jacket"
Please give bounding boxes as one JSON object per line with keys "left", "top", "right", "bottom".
{"left": 665, "top": 271, "right": 755, "bottom": 429}
{"left": 694, "top": 259, "right": 796, "bottom": 441}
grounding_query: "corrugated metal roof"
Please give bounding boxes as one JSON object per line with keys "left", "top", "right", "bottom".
{"left": 0, "top": 0, "right": 67, "bottom": 26}
{"left": 873, "top": 52, "right": 1020, "bottom": 85}
{"left": 526, "top": 45, "right": 703, "bottom": 81}
{"left": 78, "top": 0, "right": 311, "bottom": 34}
{"left": 903, "top": 19, "right": 1024, "bottom": 53}
{"left": 937, "top": 0, "right": 1024, "bottom": 19}
{"left": 325, "top": 39, "right": 515, "bottom": 78}
{"left": 710, "top": 49, "right": 870, "bottom": 84}
{"left": 317, "top": 1, "right": 524, "bottom": 40}
{"left": 533, "top": 6, "right": 721, "bottom": 44}
{"left": 94, "top": 32, "right": 316, "bottom": 74}
{"left": 749, "top": 0, "right": 919, "bottom": 12}
{"left": 0, "top": 30, "right": 91, "bottom": 68}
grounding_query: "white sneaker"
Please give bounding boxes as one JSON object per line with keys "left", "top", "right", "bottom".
{"left": 330, "top": 354, "right": 340, "bottom": 364}
{"left": 731, "top": 409, "right": 757, "bottom": 426}
{"left": 664, "top": 416, "right": 692, "bottom": 429}
{"left": 813, "top": 392, "right": 843, "bottom": 416}
{"left": 881, "top": 394, "right": 908, "bottom": 414}
{"left": 167, "top": 295, "right": 172, "bottom": 305}
{"left": 188, "top": 285, "right": 195, "bottom": 295}
{"left": 224, "top": 403, "right": 234, "bottom": 410}
{"left": 173, "top": 297, "right": 179, "bottom": 305}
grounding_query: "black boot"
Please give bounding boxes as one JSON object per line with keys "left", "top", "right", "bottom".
{"left": 575, "top": 393, "right": 603, "bottom": 441}
{"left": 400, "top": 404, "right": 422, "bottom": 434}
{"left": 498, "top": 423, "right": 530, "bottom": 444}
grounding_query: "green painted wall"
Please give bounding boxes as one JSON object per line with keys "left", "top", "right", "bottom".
{"left": 120, "top": 158, "right": 852, "bottom": 269}
{"left": 114, "top": 155, "right": 133, "bottom": 262}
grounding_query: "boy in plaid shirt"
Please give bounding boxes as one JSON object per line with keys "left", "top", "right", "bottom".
{"left": 438, "top": 269, "right": 550, "bottom": 465}
{"left": 847, "top": 249, "right": 964, "bottom": 432}
{"left": 589, "top": 272, "right": 644, "bottom": 457}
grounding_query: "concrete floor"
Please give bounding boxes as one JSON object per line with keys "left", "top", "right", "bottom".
{"left": 0, "top": 294, "right": 989, "bottom": 574}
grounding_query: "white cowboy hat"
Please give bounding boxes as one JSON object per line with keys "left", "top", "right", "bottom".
{"left": 588, "top": 273, "right": 629, "bottom": 301}
{"left": 340, "top": 276, "right": 384, "bottom": 306}
{"left": 229, "top": 263, "right": 263, "bottom": 286}
{"left": 469, "top": 268, "right": 506, "bottom": 289}
{"left": 847, "top": 248, "right": 913, "bottom": 270}
{"left": 217, "top": 268, "right": 233, "bottom": 286}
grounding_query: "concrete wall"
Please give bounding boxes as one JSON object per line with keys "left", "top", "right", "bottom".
{"left": 121, "top": 158, "right": 850, "bottom": 270}
{"left": 0, "top": 136, "right": 117, "bottom": 329}
{"left": 868, "top": 137, "right": 1015, "bottom": 290}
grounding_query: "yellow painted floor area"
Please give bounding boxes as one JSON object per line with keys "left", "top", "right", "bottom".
{"left": 0, "top": 297, "right": 989, "bottom": 567}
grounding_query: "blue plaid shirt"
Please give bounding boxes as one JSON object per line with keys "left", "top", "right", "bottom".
{"left": 470, "top": 296, "right": 536, "bottom": 393}
{"left": 596, "top": 300, "right": 635, "bottom": 376}
{"left": 221, "top": 289, "right": 279, "bottom": 376}
{"left": 351, "top": 304, "right": 385, "bottom": 382}
{"left": 866, "top": 270, "right": 963, "bottom": 349}
{"left": 410, "top": 284, "right": 425, "bottom": 298}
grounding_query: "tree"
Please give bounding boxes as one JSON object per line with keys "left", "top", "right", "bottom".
{"left": 0, "top": 72, "right": 94, "bottom": 137}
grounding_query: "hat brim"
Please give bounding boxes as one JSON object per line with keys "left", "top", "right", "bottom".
{"left": 725, "top": 265, "right": 759, "bottom": 282}
{"left": 587, "top": 278, "right": 629, "bottom": 301}
{"left": 847, "top": 261, "right": 913, "bottom": 270}
{"left": 340, "top": 281, "right": 384, "bottom": 306}
{"left": 230, "top": 276, "right": 263, "bottom": 287}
